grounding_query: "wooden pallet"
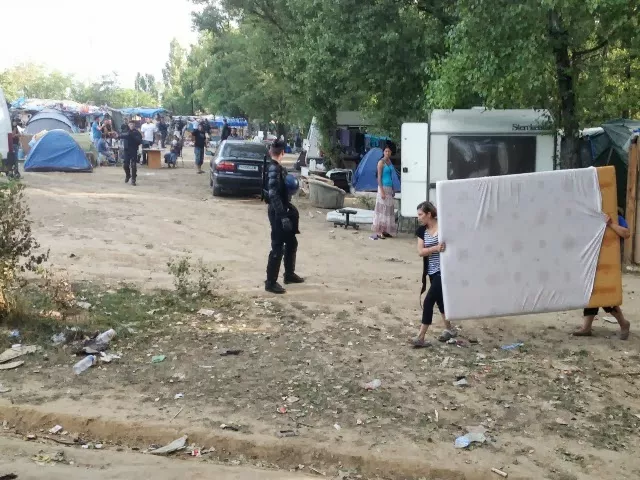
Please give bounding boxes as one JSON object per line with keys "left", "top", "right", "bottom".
{"left": 587, "top": 166, "right": 623, "bottom": 308}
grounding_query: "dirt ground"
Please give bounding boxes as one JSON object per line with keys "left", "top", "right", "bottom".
{"left": 1, "top": 151, "right": 640, "bottom": 480}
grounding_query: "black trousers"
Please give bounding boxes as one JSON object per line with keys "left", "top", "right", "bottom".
{"left": 266, "top": 206, "right": 298, "bottom": 284}
{"left": 123, "top": 152, "right": 137, "bottom": 180}
{"left": 584, "top": 306, "right": 617, "bottom": 316}
{"left": 141, "top": 141, "right": 152, "bottom": 164}
{"left": 422, "top": 272, "right": 444, "bottom": 325}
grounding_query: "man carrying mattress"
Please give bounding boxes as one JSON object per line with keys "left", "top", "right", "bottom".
{"left": 573, "top": 211, "right": 631, "bottom": 340}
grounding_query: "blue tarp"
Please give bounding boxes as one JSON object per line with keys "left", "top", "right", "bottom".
{"left": 24, "top": 130, "right": 93, "bottom": 173}
{"left": 352, "top": 147, "right": 401, "bottom": 192}
{"left": 120, "top": 107, "right": 168, "bottom": 118}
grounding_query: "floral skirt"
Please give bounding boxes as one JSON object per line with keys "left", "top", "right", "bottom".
{"left": 372, "top": 186, "right": 396, "bottom": 235}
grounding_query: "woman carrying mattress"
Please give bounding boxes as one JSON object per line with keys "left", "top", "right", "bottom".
{"left": 410, "top": 201, "right": 457, "bottom": 347}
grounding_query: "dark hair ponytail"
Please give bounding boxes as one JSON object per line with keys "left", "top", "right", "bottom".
{"left": 417, "top": 201, "right": 437, "bottom": 219}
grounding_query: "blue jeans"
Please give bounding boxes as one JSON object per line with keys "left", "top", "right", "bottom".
{"left": 194, "top": 147, "right": 204, "bottom": 166}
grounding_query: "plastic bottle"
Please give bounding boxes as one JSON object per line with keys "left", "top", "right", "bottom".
{"left": 73, "top": 355, "right": 96, "bottom": 375}
{"left": 95, "top": 329, "right": 116, "bottom": 344}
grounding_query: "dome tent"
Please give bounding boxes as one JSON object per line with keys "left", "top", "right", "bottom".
{"left": 24, "top": 130, "right": 93, "bottom": 172}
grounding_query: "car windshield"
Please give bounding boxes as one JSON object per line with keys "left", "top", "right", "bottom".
{"left": 222, "top": 143, "right": 267, "bottom": 159}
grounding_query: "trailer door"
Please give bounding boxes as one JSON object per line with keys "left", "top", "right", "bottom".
{"left": 400, "top": 123, "right": 429, "bottom": 217}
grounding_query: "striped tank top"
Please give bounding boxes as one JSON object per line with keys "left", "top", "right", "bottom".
{"left": 424, "top": 230, "right": 441, "bottom": 275}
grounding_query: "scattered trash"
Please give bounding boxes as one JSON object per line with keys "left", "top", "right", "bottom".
{"left": 0, "top": 474, "right": 17, "bottom": 480}
{"left": 220, "top": 349, "right": 242, "bottom": 356}
{"left": 441, "top": 357, "right": 451, "bottom": 367}
{"left": 334, "top": 423, "right": 341, "bottom": 431}
{"left": 220, "top": 424, "right": 240, "bottom": 431}
{"left": 51, "top": 333, "right": 66, "bottom": 345}
{"left": 8, "top": 330, "right": 19, "bottom": 338}
{"left": 149, "top": 435, "right": 188, "bottom": 455}
{"left": 454, "top": 378, "right": 469, "bottom": 387}
{"left": 602, "top": 316, "right": 617, "bottom": 324}
{"left": 26, "top": 434, "right": 37, "bottom": 440}
{"left": 555, "top": 417, "right": 569, "bottom": 426}
{"left": 454, "top": 436, "right": 471, "bottom": 448}
{"left": 286, "top": 395, "right": 300, "bottom": 404}
{"left": 0, "top": 345, "right": 41, "bottom": 364}
{"left": 501, "top": 342, "right": 524, "bottom": 350}
{"left": 364, "top": 379, "right": 382, "bottom": 390}
{"left": 277, "top": 406, "right": 288, "bottom": 414}
{"left": 197, "top": 309, "right": 216, "bottom": 317}
{"left": 95, "top": 443, "right": 103, "bottom": 449}
{"left": 32, "top": 450, "right": 67, "bottom": 466}
{"left": 277, "top": 430, "right": 298, "bottom": 438}
{"left": 434, "top": 409, "right": 439, "bottom": 423}
{"left": 171, "top": 407, "right": 184, "bottom": 421}
{"left": 491, "top": 467, "right": 508, "bottom": 478}
{"left": 49, "top": 425, "right": 63, "bottom": 435}
{"left": 95, "top": 328, "right": 116, "bottom": 345}
{"left": 356, "top": 419, "right": 363, "bottom": 425}
{"left": 76, "top": 301, "right": 92, "bottom": 310}
{"left": 73, "top": 355, "right": 96, "bottom": 375}
{"left": 190, "top": 447, "right": 201, "bottom": 457}
{"left": 309, "top": 467, "right": 326, "bottom": 476}
{"left": 174, "top": 393, "right": 184, "bottom": 399}
{"left": 0, "top": 361, "right": 23, "bottom": 371}
{"left": 152, "top": 355, "right": 166, "bottom": 363}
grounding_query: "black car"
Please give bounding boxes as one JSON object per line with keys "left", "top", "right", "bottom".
{"left": 209, "top": 140, "right": 268, "bottom": 196}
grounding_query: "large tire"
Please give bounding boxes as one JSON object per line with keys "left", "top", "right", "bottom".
{"left": 213, "top": 184, "right": 222, "bottom": 197}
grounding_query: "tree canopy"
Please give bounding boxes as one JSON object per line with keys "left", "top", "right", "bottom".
{"left": 0, "top": 63, "right": 159, "bottom": 109}
{"left": 161, "top": 0, "right": 639, "bottom": 167}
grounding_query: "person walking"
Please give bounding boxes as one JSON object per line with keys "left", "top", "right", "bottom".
{"left": 157, "top": 117, "right": 168, "bottom": 149}
{"left": 410, "top": 201, "right": 457, "bottom": 347}
{"left": 191, "top": 123, "right": 207, "bottom": 174}
{"left": 117, "top": 119, "right": 143, "bottom": 186}
{"left": 372, "top": 146, "right": 397, "bottom": 238}
{"left": 221, "top": 118, "right": 231, "bottom": 141}
{"left": 573, "top": 211, "right": 631, "bottom": 339}
{"left": 264, "top": 139, "right": 304, "bottom": 294}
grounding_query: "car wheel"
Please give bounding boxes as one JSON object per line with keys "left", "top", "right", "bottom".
{"left": 213, "top": 184, "right": 222, "bottom": 197}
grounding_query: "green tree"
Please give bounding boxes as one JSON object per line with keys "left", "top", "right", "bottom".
{"left": 0, "top": 63, "right": 74, "bottom": 101}
{"left": 429, "top": 0, "right": 638, "bottom": 169}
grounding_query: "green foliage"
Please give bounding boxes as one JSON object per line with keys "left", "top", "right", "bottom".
{"left": 0, "top": 181, "right": 49, "bottom": 314}
{"left": 0, "top": 64, "right": 159, "bottom": 109}
{"left": 167, "top": 254, "right": 223, "bottom": 297}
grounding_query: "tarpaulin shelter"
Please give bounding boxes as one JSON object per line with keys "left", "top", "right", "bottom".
{"left": 119, "top": 107, "right": 168, "bottom": 118}
{"left": 24, "top": 109, "right": 76, "bottom": 135}
{"left": 24, "top": 130, "right": 93, "bottom": 172}
{"left": 352, "top": 147, "right": 401, "bottom": 192}
{"left": 11, "top": 98, "right": 105, "bottom": 116}
{"left": 580, "top": 119, "right": 640, "bottom": 210}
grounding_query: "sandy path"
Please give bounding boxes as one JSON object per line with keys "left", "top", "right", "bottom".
{"left": 0, "top": 435, "right": 313, "bottom": 480}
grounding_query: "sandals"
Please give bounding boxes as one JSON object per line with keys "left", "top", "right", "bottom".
{"left": 409, "top": 338, "right": 432, "bottom": 348}
{"left": 571, "top": 330, "right": 593, "bottom": 337}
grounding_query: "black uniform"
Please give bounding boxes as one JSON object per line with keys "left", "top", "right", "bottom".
{"left": 265, "top": 159, "right": 299, "bottom": 286}
{"left": 120, "top": 128, "right": 143, "bottom": 184}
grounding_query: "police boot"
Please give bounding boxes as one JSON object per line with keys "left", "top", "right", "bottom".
{"left": 284, "top": 251, "right": 304, "bottom": 284}
{"left": 265, "top": 254, "right": 286, "bottom": 294}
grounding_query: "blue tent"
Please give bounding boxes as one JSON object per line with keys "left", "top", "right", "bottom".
{"left": 120, "top": 107, "right": 168, "bottom": 118}
{"left": 24, "top": 130, "right": 93, "bottom": 173}
{"left": 352, "top": 148, "right": 401, "bottom": 192}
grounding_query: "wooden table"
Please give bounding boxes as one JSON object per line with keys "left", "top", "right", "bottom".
{"left": 143, "top": 149, "right": 163, "bottom": 169}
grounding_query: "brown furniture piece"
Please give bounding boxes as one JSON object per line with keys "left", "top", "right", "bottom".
{"left": 144, "top": 149, "right": 163, "bottom": 169}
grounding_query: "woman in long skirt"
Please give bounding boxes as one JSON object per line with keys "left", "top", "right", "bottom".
{"left": 372, "top": 146, "right": 396, "bottom": 238}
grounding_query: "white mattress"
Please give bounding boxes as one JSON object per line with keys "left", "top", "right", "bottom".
{"left": 436, "top": 167, "right": 606, "bottom": 320}
{"left": 326, "top": 208, "right": 374, "bottom": 225}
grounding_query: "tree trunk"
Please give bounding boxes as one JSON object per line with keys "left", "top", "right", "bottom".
{"left": 549, "top": 10, "right": 580, "bottom": 170}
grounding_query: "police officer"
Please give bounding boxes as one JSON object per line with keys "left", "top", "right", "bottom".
{"left": 117, "top": 119, "right": 143, "bottom": 186}
{"left": 264, "top": 139, "right": 303, "bottom": 294}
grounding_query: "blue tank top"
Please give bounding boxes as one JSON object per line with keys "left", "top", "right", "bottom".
{"left": 381, "top": 162, "right": 393, "bottom": 187}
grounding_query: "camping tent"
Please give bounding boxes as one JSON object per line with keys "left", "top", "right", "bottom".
{"left": 24, "top": 110, "right": 75, "bottom": 135}
{"left": 24, "top": 130, "right": 93, "bottom": 172}
{"left": 352, "top": 147, "right": 401, "bottom": 192}
{"left": 580, "top": 119, "right": 640, "bottom": 210}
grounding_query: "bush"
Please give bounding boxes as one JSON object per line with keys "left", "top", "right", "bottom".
{"left": 0, "top": 181, "right": 48, "bottom": 314}
{"left": 167, "top": 254, "right": 223, "bottom": 298}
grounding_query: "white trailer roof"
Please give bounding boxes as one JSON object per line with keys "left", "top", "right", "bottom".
{"left": 430, "top": 108, "right": 554, "bottom": 135}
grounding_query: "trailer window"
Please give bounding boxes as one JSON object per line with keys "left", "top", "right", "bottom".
{"left": 447, "top": 136, "right": 537, "bottom": 180}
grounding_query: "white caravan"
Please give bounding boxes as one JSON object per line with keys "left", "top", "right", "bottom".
{"left": 401, "top": 108, "right": 557, "bottom": 217}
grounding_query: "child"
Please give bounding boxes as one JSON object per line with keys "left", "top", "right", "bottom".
{"left": 573, "top": 212, "right": 631, "bottom": 340}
